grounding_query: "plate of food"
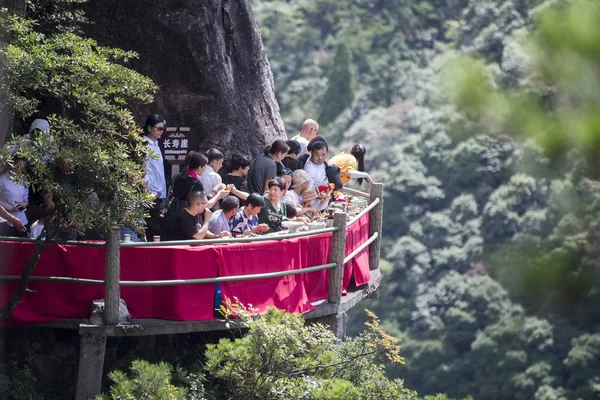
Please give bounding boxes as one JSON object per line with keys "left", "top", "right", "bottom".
{"left": 351, "top": 198, "right": 368, "bottom": 207}
{"left": 308, "top": 221, "right": 327, "bottom": 231}
{"left": 281, "top": 220, "right": 305, "bottom": 233}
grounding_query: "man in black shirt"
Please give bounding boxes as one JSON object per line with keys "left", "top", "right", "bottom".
{"left": 171, "top": 191, "right": 212, "bottom": 240}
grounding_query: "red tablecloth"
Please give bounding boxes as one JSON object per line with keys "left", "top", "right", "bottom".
{"left": 120, "top": 245, "right": 219, "bottom": 321}
{"left": 345, "top": 213, "right": 371, "bottom": 288}
{"left": 217, "top": 239, "right": 315, "bottom": 314}
{"left": 0, "top": 213, "right": 372, "bottom": 326}
{"left": 0, "top": 243, "right": 105, "bottom": 325}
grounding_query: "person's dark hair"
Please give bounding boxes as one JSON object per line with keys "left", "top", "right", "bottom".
{"left": 263, "top": 139, "right": 289, "bottom": 155}
{"left": 180, "top": 151, "right": 208, "bottom": 178}
{"left": 267, "top": 178, "right": 286, "bottom": 191}
{"left": 187, "top": 190, "right": 207, "bottom": 205}
{"left": 278, "top": 168, "right": 293, "bottom": 177}
{"left": 189, "top": 152, "right": 208, "bottom": 170}
{"left": 206, "top": 148, "right": 224, "bottom": 163}
{"left": 286, "top": 203, "right": 297, "bottom": 218}
{"left": 181, "top": 151, "right": 196, "bottom": 170}
{"left": 309, "top": 140, "right": 328, "bottom": 154}
{"left": 143, "top": 114, "right": 166, "bottom": 136}
{"left": 221, "top": 195, "right": 240, "bottom": 213}
{"left": 307, "top": 136, "right": 328, "bottom": 153}
{"left": 350, "top": 144, "right": 367, "bottom": 186}
{"left": 285, "top": 140, "right": 301, "bottom": 156}
{"left": 39, "top": 203, "right": 55, "bottom": 218}
{"left": 246, "top": 193, "right": 265, "bottom": 208}
{"left": 228, "top": 152, "right": 251, "bottom": 172}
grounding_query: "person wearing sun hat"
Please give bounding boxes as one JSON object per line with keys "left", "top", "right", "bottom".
{"left": 301, "top": 188, "right": 321, "bottom": 220}
{"left": 288, "top": 169, "right": 310, "bottom": 208}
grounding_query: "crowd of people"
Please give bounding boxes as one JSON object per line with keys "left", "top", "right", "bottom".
{"left": 0, "top": 115, "right": 373, "bottom": 242}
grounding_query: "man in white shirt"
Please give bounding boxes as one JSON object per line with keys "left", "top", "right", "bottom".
{"left": 200, "top": 148, "right": 224, "bottom": 197}
{"left": 0, "top": 162, "right": 29, "bottom": 226}
{"left": 290, "top": 119, "right": 319, "bottom": 156}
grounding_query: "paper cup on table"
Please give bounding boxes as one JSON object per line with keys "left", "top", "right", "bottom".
{"left": 153, "top": 236, "right": 160, "bottom": 242}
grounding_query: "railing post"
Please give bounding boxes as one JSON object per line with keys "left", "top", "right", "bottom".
{"left": 369, "top": 183, "right": 384, "bottom": 271}
{"left": 104, "top": 225, "right": 120, "bottom": 325}
{"left": 328, "top": 211, "right": 347, "bottom": 304}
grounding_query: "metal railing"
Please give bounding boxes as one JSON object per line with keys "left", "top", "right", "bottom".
{"left": 120, "top": 226, "right": 337, "bottom": 247}
{"left": 0, "top": 262, "right": 337, "bottom": 286}
{"left": 0, "top": 183, "right": 385, "bottom": 317}
{"left": 347, "top": 197, "right": 379, "bottom": 227}
{"left": 343, "top": 232, "right": 378, "bottom": 265}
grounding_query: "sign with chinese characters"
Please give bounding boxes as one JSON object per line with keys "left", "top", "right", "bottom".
{"left": 160, "top": 126, "right": 198, "bottom": 178}
{"left": 160, "top": 126, "right": 197, "bottom": 161}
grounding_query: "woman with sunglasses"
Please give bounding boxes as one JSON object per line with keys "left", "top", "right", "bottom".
{"left": 142, "top": 114, "right": 167, "bottom": 240}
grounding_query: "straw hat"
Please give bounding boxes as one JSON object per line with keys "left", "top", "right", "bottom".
{"left": 302, "top": 188, "right": 317, "bottom": 202}
{"left": 291, "top": 169, "right": 310, "bottom": 189}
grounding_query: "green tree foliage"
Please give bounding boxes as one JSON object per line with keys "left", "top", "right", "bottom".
{"left": 0, "top": 0, "right": 157, "bottom": 320}
{"left": 318, "top": 43, "right": 355, "bottom": 125}
{"left": 204, "top": 309, "right": 410, "bottom": 400}
{"left": 446, "top": 0, "right": 600, "bottom": 173}
{"left": 96, "top": 360, "right": 189, "bottom": 400}
{"left": 0, "top": 1, "right": 157, "bottom": 234}
{"left": 254, "top": 0, "right": 600, "bottom": 398}
{"left": 99, "top": 309, "right": 460, "bottom": 400}
{"left": 0, "top": 343, "right": 43, "bottom": 400}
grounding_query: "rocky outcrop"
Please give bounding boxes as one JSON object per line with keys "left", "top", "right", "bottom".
{"left": 83, "top": 0, "right": 286, "bottom": 156}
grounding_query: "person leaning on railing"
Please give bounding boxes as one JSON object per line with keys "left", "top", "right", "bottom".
{"left": 0, "top": 157, "right": 29, "bottom": 238}
{"left": 0, "top": 204, "right": 26, "bottom": 235}
{"left": 225, "top": 177, "right": 291, "bottom": 233}
{"left": 208, "top": 195, "right": 239, "bottom": 236}
{"left": 169, "top": 191, "right": 231, "bottom": 241}
{"left": 258, "top": 178, "right": 290, "bottom": 233}
{"left": 229, "top": 192, "right": 269, "bottom": 236}
{"left": 329, "top": 144, "right": 373, "bottom": 186}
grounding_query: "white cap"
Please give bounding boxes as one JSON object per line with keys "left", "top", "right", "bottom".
{"left": 28, "top": 118, "right": 50, "bottom": 135}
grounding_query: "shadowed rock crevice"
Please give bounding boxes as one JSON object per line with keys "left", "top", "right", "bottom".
{"left": 83, "top": 0, "right": 285, "bottom": 156}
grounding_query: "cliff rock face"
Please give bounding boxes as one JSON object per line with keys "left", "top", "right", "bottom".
{"left": 83, "top": 0, "right": 286, "bottom": 156}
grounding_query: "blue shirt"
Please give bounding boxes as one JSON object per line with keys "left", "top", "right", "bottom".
{"left": 144, "top": 136, "right": 167, "bottom": 198}
{"left": 231, "top": 208, "right": 259, "bottom": 235}
{"left": 208, "top": 209, "right": 231, "bottom": 235}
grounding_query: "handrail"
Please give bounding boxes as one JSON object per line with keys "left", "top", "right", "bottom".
{"left": 347, "top": 197, "right": 379, "bottom": 227}
{"left": 343, "top": 232, "right": 378, "bottom": 265}
{"left": 0, "top": 263, "right": 336, "bottom": 286}
{"left": 120, "top": 227, "right": 338, "bottom": 247}
{"left": 0, "top": 227, "right": 339, "bottom": 248}
{"left": 0, "top": 236, "right": 106, "bottom": 247}
{"left": 341, "top": 187, "right": 371, "bottom": 199}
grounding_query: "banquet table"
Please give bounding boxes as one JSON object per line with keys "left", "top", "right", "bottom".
{"left": 0, "top": 213, "right": 371, "bottom": 326}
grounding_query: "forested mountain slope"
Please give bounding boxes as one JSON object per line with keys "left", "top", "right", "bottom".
{"left": 252, "top": 1, "right": 600, "bottom": 399}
